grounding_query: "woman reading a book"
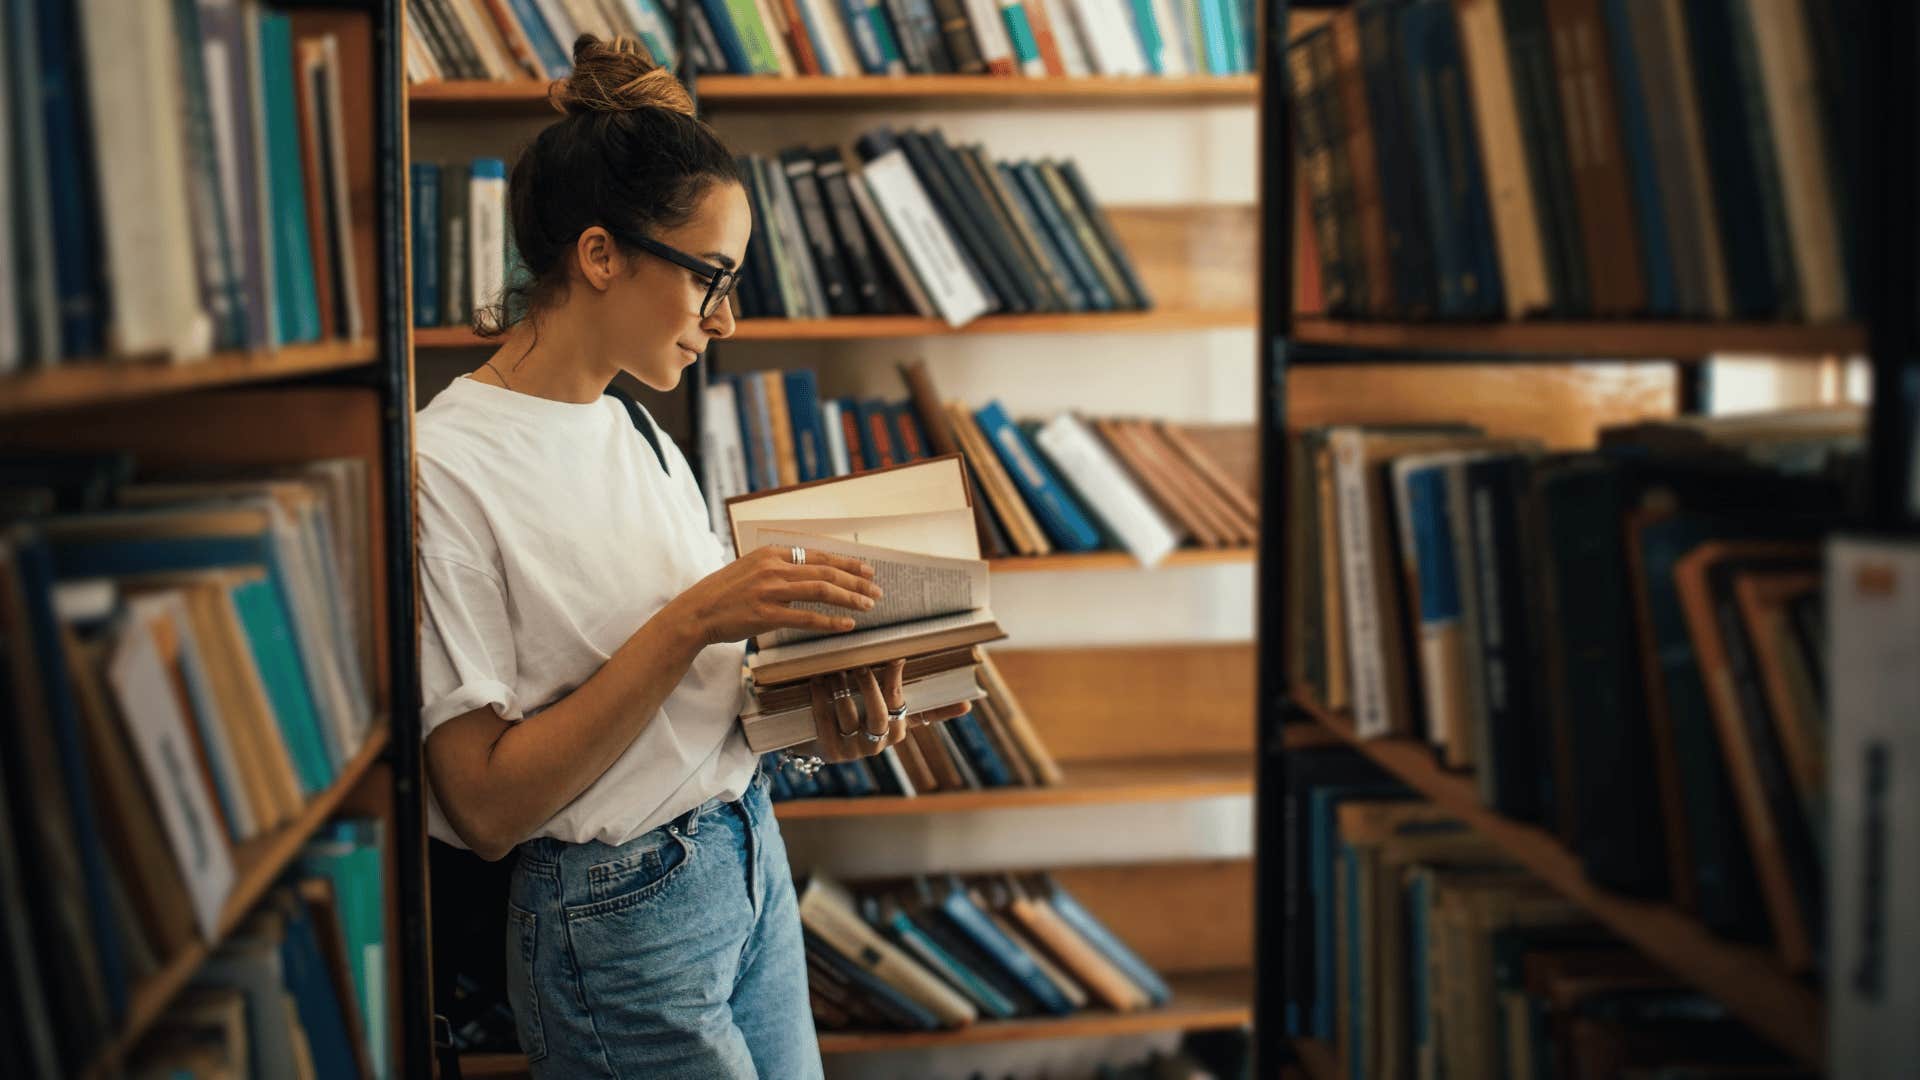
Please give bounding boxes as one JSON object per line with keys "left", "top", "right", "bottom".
{"left": 412, "top": 37, "right": 969, "bottom": 1080}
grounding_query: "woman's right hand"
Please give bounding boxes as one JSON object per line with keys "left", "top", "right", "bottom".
{"left": 669, "top": 544, "right": 883, "bottom": 647}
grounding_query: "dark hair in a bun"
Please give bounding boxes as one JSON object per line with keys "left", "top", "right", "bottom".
{"left": 475, "top": 36, "right": 741, "bottom": 336}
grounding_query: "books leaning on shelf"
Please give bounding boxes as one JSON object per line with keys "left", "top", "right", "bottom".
{"left": 1279, "top": 747, "right": 1811, "bottom": 1078}
{"left": 402, "top": 0, "right": 1259, "bottom": 84}
{"left": 731, "top": 132, "right": 1152, "bottom": 327}
{"left": 1, "top": 1, "right": 371, "bottom": 375}
{"left": 1286, "top": 0, "right": 1857, "bottom": 324}
{"left": 726, "top": 453, "right": 1006, "bottom": 704}
{"left": 799, "top": 870, "right": 1170, "bottom": 1032}
{"left": 1286, "top": 406, "right": 1862, "bottom": 975}
{"left": 761, "top": 646, "right": 1062, "bottom": 799}
{"left": 409, "top": 157, "right": 511, "bottom": 329}
{"left": 702, "top": 360, "right": 1255, "bottom": 563}
{"left": 0, "top": 452, "right": 381, "bottom": 1074}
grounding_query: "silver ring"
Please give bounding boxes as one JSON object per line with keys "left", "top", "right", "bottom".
{"left": 861, "top": 730, "right": 886, "bottom": 744}
{"left": 887, "top": 702, "right": 910, "bottom": 725}
{"left": 790, "top": 545, "right": 806, "bottom": 565}
{"left": 831, "top": 688, "right": 856, "bottom": 702}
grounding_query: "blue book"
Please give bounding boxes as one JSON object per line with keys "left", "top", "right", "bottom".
{"left": 11, "top": 534, "right": 128, "bottom": 1022}
{"left": 863, "top": 0, "right": 905, "bottom": 71}
{"left": 1004, "top": 3, "right": 1043, "bottom": 70}
{"left": 888, "top": 403, "right": 928, "bottom": 461}
{"left": 1355, "top": 1, "right": 1435, "bottom": 317}
{"left": 1403, "top": 465, "right": 1465, "bottom": 746}
{"left": 300, "top": 820, "right": 387, "bottom": 1078}
{"left": 853, "top": 398, "right": 896, "bottom": 468}
{"left": 33, "top": 0, "right": 106, "bottom": 357}
{"left": 1309, "top": 784, "right": 1410, "bottom": 1037}
{"left": 1010, "top": 162, "right": 1114, "bottom": 310}
{"left": 278, "top": 897, "right": 364, "bottom": 1079}
{"left": 1037, "top": 874, "right": 1171, "bottom": 1006}
{"left": 725, "top": 376, "right": 762, "bottom": 492}
{"left": 1398, "top": 3, "right": 1503, "bottom": 317}
{"left": 1216, "top": 0, "right": 1248, "bottom": 76}
{"left": 506, "top": 0, "right": 571, "bottom": 75}
{"left": 693, "top": 0, "right": 754, "bottom": 73}
{"left": 781, "top": 370, "right": 829, "bottom": 483}
{"left": 258, "top": 12, "right": 322, "bottom": 344}
{"left": 738, "top": 374, "right": 780, "bottom": 493}
{"left": 803, "top": 929, "right": 940, "bottom": 1028}
{"left": 827, "top": 761, "right": 876, "bottom": 797}
{"left": 1601, "top": 0, "right": 1677, "bottom": 317}
{"left": 409, "top": 164, "right": 441, "bottom": 328}
{"left": 945, "top": 713, "right": 1012, "bottom": 788}
{"left": 878, "top": 903, "right": 1018, "bottom": 1018}
{"left": 1123, "top": 0, "right": 1162, "bottom": 73}
{"left": 837, "top": 0, "right": 887, "bottom": 73}
{"left": 994, "top": 165, "right": 1088, "bottom": 311}
{"left": 933, "top": 877, "right": 1074, "bottom": 1014}
{"left": 973, "top": 401, "right": 1101, "bottom": 552}
{"left": 1197, "top": 0, "right": 1234, "bottom": 76}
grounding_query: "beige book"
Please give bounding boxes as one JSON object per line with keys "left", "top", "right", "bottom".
{"left": 1453, "top": 0, "right": 1553, "bottom": 316}
{"left": 975, "top": 650, "right": 1063, "bottom": 785}
{"left": 1005, "top": 885, "right": 1148, "bottom": 1011}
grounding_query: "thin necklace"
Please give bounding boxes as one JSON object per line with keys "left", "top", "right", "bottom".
{"left": 484, "top": 357, "right": 511, "bottom": 390}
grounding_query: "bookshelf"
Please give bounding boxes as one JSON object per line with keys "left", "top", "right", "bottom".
{"left": 1, "top": 3, "right": 423, "bottom": 1076}
{"left": 415, "top": 306, "right": 1253, "bottom": 345}
{"left": 409, "top": 74, "right": 1263, "bottom": 111}
{"left": 1257, "top": 0, "right": 1915, "bottom": 1076}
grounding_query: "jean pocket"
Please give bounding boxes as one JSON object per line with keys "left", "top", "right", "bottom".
{"left": 505, "top": 902, "right": 547, "bottom": 1063}
{"left": 574, "top": 828, "right": 695, "bottom": 919}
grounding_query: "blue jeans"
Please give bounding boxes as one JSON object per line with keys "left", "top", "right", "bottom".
{"left": 505, "top": 769, "right": 823, "bottom": 1079}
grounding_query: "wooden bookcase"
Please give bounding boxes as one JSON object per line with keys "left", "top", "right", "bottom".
{"left": 403, "top": 13, "right": 1279, "bottom": 1076}
{"left": 1254, "top": 0, "right": 1917, "bottom": 1076}
{"left": 0, "top": 2, "right": 421, "bottom": 1075}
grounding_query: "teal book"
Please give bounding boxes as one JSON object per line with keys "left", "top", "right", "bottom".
{"left": 1126, "top": 0, "right": 1165, "bottom": 74}
{"left": 232, "top": 576, "right": 334, "bottom": 795}
{"left": 279, "top": 895, "right": 363, "bottom": 1079}
{"left": 876, "top": 901, "right": 1018, "bottom": 1019}
{"left": 302, "top": 819, "right": 387, "bottom": 1078}
{"left": 258, "top": 12, "right": 321, "bottom": 344}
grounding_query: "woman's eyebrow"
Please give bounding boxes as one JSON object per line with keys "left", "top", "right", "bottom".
{"left": 702, "top": 251, "right": 737, "bottom": 270}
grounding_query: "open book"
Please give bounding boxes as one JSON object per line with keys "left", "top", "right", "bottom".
{"left": 728, "top": 454, "right": 1006, "bottom": 689}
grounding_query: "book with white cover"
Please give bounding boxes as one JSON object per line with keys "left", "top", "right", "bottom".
{"left": 1067, "top": 0, "right": 1147, "bottom": 75}
{"left": 1827, "top": 536, "right": 1920, "bottom": 1079}
{"left": 855, "top": 140, "right": 993, "bottom": 326}
{"left": 79, "top": 0, "right": 214, "bottom": 360}
{"left": 1033, "top": 413, "right": 1178, "bottom": 567}
{"left": 109, "top": 611, "right": 237, "bottom": 940}
{"left": 700, "top": 378, "right": 750, "bottom": 541}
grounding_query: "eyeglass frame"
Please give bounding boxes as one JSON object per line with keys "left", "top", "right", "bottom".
{"left": 623, "top": 233, "right": 742, "bottom": 320}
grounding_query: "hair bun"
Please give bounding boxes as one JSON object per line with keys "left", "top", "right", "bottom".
{"left": 550, "top": 35, "right": 695, "bottom": 118}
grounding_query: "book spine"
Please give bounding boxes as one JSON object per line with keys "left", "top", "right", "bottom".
{"left": 929, "top": 0, "right": 985, "bottom": 72}
{"left": 410, "top": 164, "right": 442, "bottom": 327}
{"left": 854, "top": 135, "right": 992, "bottom": 325}
{"left": 468, "top": 159, "right": 506, "bottom": 314}
{"left": 896, "top": 130, "right": 1016, "bottom": 311}
{"left": 979, "top": 150, "right": 1082, "bottom": 310}
{"left": 1453, "top": 0, "right": 1553, "bottom": 317}
{"left": 1001, "top": 0, "right": 1048, "bottom": 75}
{"left": 1053, "top": 160, "right": 1150, "bottom": 309}
{"left": 946, "top": 713, "right": 1012, "bottom": 786}
{"left": 838, "top": 0, "right": 890, "bottom": 71}
{"left": 694, "top": 0, "right": 755, "bottom": 70}
{"left": 1011, "top": 161, "right": 1111, "bottom": 309}
{"left": 1598, "top": 0, "right": 1678, "bottom": 316}
{"left": 1022, "top": 0, "right": 1067, "bottom": 74}
{"left": 782, "top": 153, "right": 858, "bottom": 315}
{"left": 975, "top": 402, "right": 1102, "bottom": 552}
{"left": 1679, "top": 0, "right": 1776, "bottom": 317}
{"left": 1329, "top": 9, "right": 1391, "bottom": 314}
{"left": 1328, "top": 430, "right": 1388, "bottom": 738}
{"left": 814, "top": 152, "right": 890, "bottom": 314}
{"left": 1286, "top": 31, "right": 1353, "bottom": 313}
{"left": 882, "top": 0, "right": 935, "bottom": 71}
{"left": 938, "top": 888, "right": 1074, "bottom": 1013}
{"left": 1042, "top": 879, "right": 1170, "bottom": 1005}
{"left": 441, "top": 163, "right": 471, "bottom": 326}
{"left": 172, "top": 0, "right": 248, "bottom": 351}
{"left": 1499, "top": 0, "right": 1588, "bottom": 314}
{"left": 1541, "top": 0, "right": 1642, "bottom": 315}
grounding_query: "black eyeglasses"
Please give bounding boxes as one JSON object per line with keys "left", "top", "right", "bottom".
{"left": 627, "top": 234, "right": 741, "bottom": 319}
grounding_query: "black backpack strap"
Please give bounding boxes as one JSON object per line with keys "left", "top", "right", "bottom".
{"left": 603, "top": 385, "right": 670, "bottom": 476}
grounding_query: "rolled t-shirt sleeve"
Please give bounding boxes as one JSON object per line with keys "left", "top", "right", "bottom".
{"left": 418, "top": 553, "right": 521, "bottom": 733}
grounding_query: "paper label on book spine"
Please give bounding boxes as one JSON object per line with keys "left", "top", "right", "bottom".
{"left": 1330, "top": 430, "right": 1388, "bottom": 737}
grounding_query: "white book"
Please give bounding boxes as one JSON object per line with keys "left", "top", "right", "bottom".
{"left": 617, "top": 0, "right": 680, "bottom": 68}
{"left": 1827, "top": 536, "right": 1920, "bottom": 1079}
{"left": 1148, "top": 0, "right": 1190, "bottom": 75}
{"left": 469, "top": 159, "right": 507, "bottom": 315}
{"left": 1328, "top": 428, "right": 1389, "bottom": 738}
{"left": 444, "top": 0, "right": 517, "bottom": 79}
{"left": 317, "top": 37, "right": 365, "bottom": 341}
{"left": 799, "top": 0, "right": 860, "bottom": 75}
{"left": 1033, "top": 413, "right": 1178, "bottom": 567}
{"left": 1744, "top": 0, "right": 1846, "bottom": 322}
{"left": 857, "top": 147, "right": 992, "bottom": 326}
{"left": 402, "top": 10, "right": 443, "bottom": 82}
{"left": 130, "top": 592, "right": 262, "bottom": 841}
{"left": 0, "top": 26, "right": 16, "bottom": 374}
{"left": 1043, "top": 0, "right": 1093, "bottom": 77}
{"left": 965, "top": 0, "right": 1015, "bottom": 70}
{"left": 1071, "top": 0, "right": 1147, "bottom": 75}
{"left": 847, "top": 168, "right": 938, "bottom": 318}
{"left": 534, "top": 0, "right": 583, "bottom": 53}
{"left": 700, "top": 378, "right": 749, "bottom": 538}
{"left": 109, "top": 612, "right": 237, "bottom": 941}
{"left": 79, "top": 0, "right": 213, "bottom": 360}
{"left": 821, "top": 400, "right": 853, "bottom": 476}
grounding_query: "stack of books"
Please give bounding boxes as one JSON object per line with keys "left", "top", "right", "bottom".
{"left": 799, "top": 870, "right": 1171, "bottom": 1031}
{"left": 763, "top": 647, "right": 1063, "bottom": 801}
{"left": 1285, "top": 406, "right": 1861, "bottom": 975}
{"left": 1287, "top": 0, "right": 1857, "bottom": 322}
{"left": 404, "top": 0, "right": 1260, "bottom": 83}
{"left": 705, "top": 360, "right": 1256, "bottom": 563}
{"left": 2, "top": 1, "right": 370, "bottom": 373}
{"left": 0, "top": 453, "right": 381, "bottom": 1071}
{"left": 126, "top": 821, "right": 389, "bottom": 1079}
{"left": 732, "top": 132, "right": 1150, "bottom": 325}
{"left": 1282, "top": 747, "right": 1809, "bottom": 1077}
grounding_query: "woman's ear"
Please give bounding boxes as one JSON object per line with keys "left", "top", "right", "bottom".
{"left": 574, "top": 225, "right": 618, "bottom": 292}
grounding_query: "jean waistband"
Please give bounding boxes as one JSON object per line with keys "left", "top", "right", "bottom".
{"left": 516, "top": 776, "right": 760, "bottom": 868}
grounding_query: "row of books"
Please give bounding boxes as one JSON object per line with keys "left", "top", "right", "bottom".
{"left": 1284, "top": 405, "right": 1862, "bottom": 976}
{"left": 1287, "top": 0, "right": 1858, "bottom": 323}
{"left": 404, "top": 0, "right": 1260, "bottom": 84}
{"left": 409, "top": 158, "right": 511, "bottom": 331}
{"left": 124, "top": 824, "right": 389, "bottom": 1080}
{"left": 0, "top": 455, "right": 380, "bottom": 1072}
{"left": 1282, "top": 745, "right": 1808, "bottom": 1079}
{"left": 798, "top": 870, "right": 1171, "bottom": 1030}
{"left": 703, "top": 360, "right": 1256, "bottom": 563}
{"left": 759, "top": 647, "right": 1064, "bottom": 800}
{"left": 731, "top": 132, "right": 1150, "bottom": 325}
{"left": 1, "top": 1, "right": 369, "bottom": 373}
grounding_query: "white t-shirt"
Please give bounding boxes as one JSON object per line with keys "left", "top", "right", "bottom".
{"left": 415, "top": 375, "right": 755, "bottom": 850}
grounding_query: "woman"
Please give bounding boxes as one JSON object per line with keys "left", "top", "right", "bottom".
{"left": 415, "top": 36, "right": 969, "bottom": 1079}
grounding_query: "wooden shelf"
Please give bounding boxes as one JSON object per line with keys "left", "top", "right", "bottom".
{"left": 85, "top": 723, "right": 392, "bottom": 1077}
{"left": 1292, "top": 700, "right": 1822, "bottom": 1066}
{"left": 988, "top": 547, "right": 1253, "bottom": 573}
{"left": 413, "top": 308, "right": 1252, "bottom": 348}
{"left": 816, "top": 968, "right": 1251, "bottom": 1052}
{"left": 1291, "top": 317, "right": 1864, "bottom": 359}
{"left": 0, "top": 339, "right": 380, "bottom": 417}
{"left": 1292, "top": 1037, "right": 1341, "bottom": 1080}
{"left": 408, "top": 75, "right": 1259, "bottom": 111}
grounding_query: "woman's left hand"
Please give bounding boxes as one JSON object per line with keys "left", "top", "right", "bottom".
{"left": 803, "top": 659, "right": 973, "bottom": 764}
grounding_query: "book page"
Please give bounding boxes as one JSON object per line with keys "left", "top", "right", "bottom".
{"left": 751, "top": 608, "right": 1000, "bottom": 671}
{"left": 737, "top": 508, "right": 980, "bottom": 560}
{"left": 726, "top": 455, "right": 969, "bottom": 550}
{"left": 752, "top": 528, "right": 989, "bottom": 648}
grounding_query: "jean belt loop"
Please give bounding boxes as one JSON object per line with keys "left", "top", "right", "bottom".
{"left": 680, "top": 801, "right": 702, "bottom": 838}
